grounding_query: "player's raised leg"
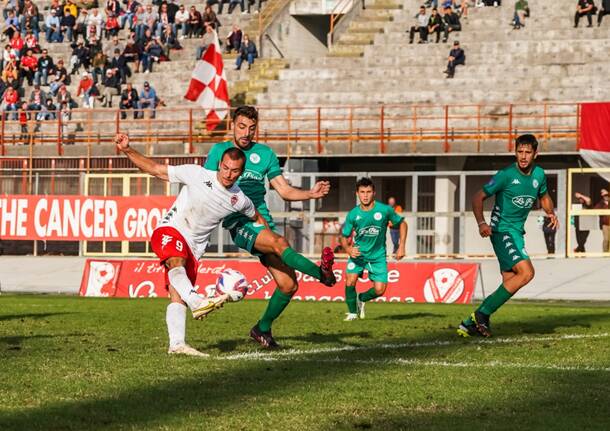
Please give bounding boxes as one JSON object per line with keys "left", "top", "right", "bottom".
{"left": 253, "top": 229, "right": 336, "bottom": 286}
{"left": 250, "top": 254, "right": 298, "bottom": 349}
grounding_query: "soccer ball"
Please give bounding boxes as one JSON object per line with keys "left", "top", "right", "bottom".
{"left": 215, "top": 268, "right": 249, "bottom": 302}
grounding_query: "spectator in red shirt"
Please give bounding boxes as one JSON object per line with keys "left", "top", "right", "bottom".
{"left": 2, "top": 86, "right": 20, "bottom": 120}
{"left": 76, "top": 71, "right": 97, "bottom": 108}
{"left": 9, "top": 31, "right": 24, "bottom": 58}
{"left": 20, "top": 48, "right": 38, "bottom": 86}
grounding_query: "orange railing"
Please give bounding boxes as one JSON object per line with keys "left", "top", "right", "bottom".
{"left": 328, "top": 0, "right": 361, "bottom": 47}
{"left": 0, "top": 102, "right": 581, "bottom": 156}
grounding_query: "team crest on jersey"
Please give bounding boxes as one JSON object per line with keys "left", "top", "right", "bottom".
{"left": 231, "top": 195, "right": 238, "bottom": 206}
{"left": 374, "top": 212, "right": 382, "bottom": 221}
{"left": 347, "top": 262, "right": 356, "bottom": 270}
{"left": 532, "top": 179, "right": 539, "bottom": 189}
{"left": 511, "top": 195, "right": 535, "bottom": 208}
{"left": 249, "top": 154, "right": 261, "bottom": 164}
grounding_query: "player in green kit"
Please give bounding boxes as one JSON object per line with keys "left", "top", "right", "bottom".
{"left": 340, "top": 177, "right": 407, "bottom": 321}
{"left": 204, "top": 106, "right": 336, "bottom": 348}
{"left": 457, "top": 134, "right": 558, "bottom": 338}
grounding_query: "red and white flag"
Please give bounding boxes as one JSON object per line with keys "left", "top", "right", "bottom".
{"left": 184, "top": 31, "right": 230, "bottom": 131}
{"left": 579, "top": 102, "right": 610, "bottom": 179}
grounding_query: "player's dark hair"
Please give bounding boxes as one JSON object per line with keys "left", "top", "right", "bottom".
{"left": 356, "top": 177, "right": 375, "bottom": 191}
{"left": 221, "top": 147, "right": 246, "bottom": 168}
{"left": 515, "top": 134, "right": 538, "bottom": 152}
{"left": 232, "top": 105, "right": 258, "bottom": 123}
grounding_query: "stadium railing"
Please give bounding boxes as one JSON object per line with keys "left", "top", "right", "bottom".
{"left": 0, "top": 102, "right": 580, "bottom": 156}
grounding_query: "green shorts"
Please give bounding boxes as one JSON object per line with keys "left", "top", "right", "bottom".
{"left": 346, "top": 257, "right": 388, "bottom": 283}
{"left": 228, "top": 215, "right": 276, "bottom": 257}
{"left": 490, "top": 231, "right": 529, "bottom": 273}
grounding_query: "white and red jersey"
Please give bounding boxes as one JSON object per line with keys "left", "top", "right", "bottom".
{"left": 156, "top": 165, "right": 256, "bottom": 259}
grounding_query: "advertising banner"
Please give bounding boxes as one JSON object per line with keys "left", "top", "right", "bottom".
{"left": 80, "top": 259, "right": 479, "bottom": 304}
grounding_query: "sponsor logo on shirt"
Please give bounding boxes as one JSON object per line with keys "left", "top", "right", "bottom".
{"left": 241, "top": 170, "right": 264, "bottom": 181}
{"left": 205, "top": 181, "right": 213, "bottom": 189}
{"left": 512, "top": 179, "right": 521, "bottom": 185}
{"left": 511, "top": 195, "right": 535, "bottom": 209}
{"left": 355, "top": 215, "right": 361, "bottom": 221}
{"left": 249, "top": 153, "right": 261, "bottom": 164}
{"left": 374, "top": 212, "right": 382, "bottom": 221}
{"left": 358, "top": 225, "right": 381, "bottom": 237}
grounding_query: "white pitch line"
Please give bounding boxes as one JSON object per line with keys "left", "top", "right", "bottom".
{"left": 222, "top": 332, "right": 610, "bottom": 361}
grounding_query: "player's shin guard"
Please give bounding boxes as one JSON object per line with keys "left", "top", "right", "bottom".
{"left": 345, "top": 285, "right": 358, "bottom": 313}
{"left": 167, "top": 267, "right": 202, "bottom": 310}
{"left": 358, "top": 287, "right": 380, "bottom": 302}
{"left": 166, "top": 302, "right": 187, "bottom": 348}
{"left": 258, "top": 288, "right": 293, "bottom": 332}
{"left": 477, "top": 283, "right": 513, "bottom": 316}
{"left": 280, "top": 247, "right": 323, "bottom": 280}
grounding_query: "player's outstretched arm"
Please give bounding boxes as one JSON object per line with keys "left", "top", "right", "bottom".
{"left": 540, "top": 193, "right": 559, "bottom": 230}
{"left": 269, "top": 175, "right": 330, "bottom": 202}
{"left": 396, "top": 220, "right": 408, "bottom": 260}
{"left": 472, "top": 189, "right": 491, "bottom": 238}
{"left": 115, "top": 133, "right": 168, "bottom": 181}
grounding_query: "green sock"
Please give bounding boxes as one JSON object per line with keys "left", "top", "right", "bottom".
{"left": 358, "top": 287, "right": 380, "bottom": 303}
{"left": 477, "top": 284, "right": 513, "bottom": 316}
{"left": 463, "top": 315, "right": 474, "bottom": 326}
{"left": 281, "top": 247, "right": 322, "bottom": 279}
{"left": 345, "top": 285, "right": 357, "bottom": 313}
{"left": 258, "top": 288, "right": 293, "bottom": 332}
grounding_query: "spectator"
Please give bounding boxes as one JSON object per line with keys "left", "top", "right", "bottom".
{"left": 217, "top": 0, "right": 231, "bottom": 14}
{"left": 235, "top": 33, "right": 257, "bottom": 70}
{"left": 174, "top": 4, "right": 189, "bottom": 38}
{"left": 122, "top": 0, "right": 141, "bottom": 31}
{"left": 595, "top": 189, "right": 610, "bottom": 252}
{"left": 38, "top": 97, "right": 58, "bottom": 121}
{"left": 225, "top": 24, "right": 242, "bottom": 53}
{"left": 103, "top": 35, "right": 125, "bottom": 58}
{"left": 87, "top": 33, "right": 103, "bottom": 57}
{"left": 598, "top": 0, "right": 610, "bottom": 25}
{"left": 28, "top": 84, "right": 46, "bottom": 112}
{"left": 161, "top": 24, "right": 181, "bottom": 58}
{"left": 49, "top": 0, "right": 63, "bottom": 16}
{"left": 575, "top": 0, "right": 596, "bottom": 27}
{"left": 143, "top": 36, "right": 163, "bottom": 73}
{"left": 104, "top": 13, "right": 121, "bottom": 39}
{"left": 427, "top": 7, "right": 443, "bottom": 43}
{"left": 1, "top": 85, "right": 19, "bottom": 119}
{"left": 75, "top": 9, "right": 89, "bottom": 41}
{"left": 24, "top": 30, "right": 40, "bottom": 53}
{"left": 56, "top": 84, "right": 76, "bottom": 110}
{"left": 69, "top": 39, "right": 91, "bottom": 75}
{"left": 91, "top": 49, "right": 106, "bottom": 83}
{"left": 138, "top": 80, "right": 158, "bottom": 118}
{"left": 100, "top": 68, "right": 121, "bottom": 106}
{"left": 387, "top": 197, "right": 403, "bottom": 254}
{"left": 2, "top": 10, "right": 19, "bottom": 40}
{"left": 442, "top": 5, "right": 461, "bottom": 42}
{"left": 86, "top": 8, "right": 104, "bottom": 39}
{"left": 35, "top": 49, "right": 54, "bottom": 86}
{"left": 195, "top": 24, "right": 215, "bottom": 59}
{"left": 156, "top": 2, "right": 175, "bottom": 37}
{"left": 444, "top": 40, "right": 465, "bottom": 78}
{"left": 247, "top": 0, "right": 265, "bottom": 14}
{"left": 2, "top": 0, "right": 16, "bottom": 21}
{"left": 9, "top": 31, "right": 24, "bottom": 58}
{"left": 17, "top": 101, "right": 30, "bottom": 143}
{"left": 1, "top": 55, "right": 19, "bottom": 87}
{"left": 573, "top": 192, "right": 591, "bottom": 252}
{"left": 64, "top": 0, "right": 79, "bottom": 18}
{"left": 136, "top": 4, "right": 158, "bottom": 41}
{"left": 49, "top": 59, "right": 70, "bottom": 95}
{"left": 20, "top": 0, "right": 39, "bottom": 39}
{"left": 186, "top": 5, "right": 203, "bottom": 38}
{"left": 76, "top": 70, "right": 97, "bottom": 107}
{"left": 19, "top": 48, "right": 38, "bottom": 86}
{"left": 119, "top": 82, "right": 139, "bottom": 119}
{"left": 453, "top": 0, "right": 468, "bottom": 18}
{"left": 105, "top": 0, "right": 122, "bottom": 17}
{"left": 202, "top": 4, "right": 218, "bottom": 30}
{"left": 123, "top": 38, "right": 141, "bottom": 74}
{"left": 227, "top": 0, "right": 245, "bottom": 14}
{"left": 409, "top": 5, "right": 429, "bottom": 44}
{"left": 61, "top": 9, "right": 77, "bottom": 42}
{"left": 541, "top": 215, "right": 557, "bottom": 255}
{"left": 45, "top": 9, "right": 62, "bottom": 43}
{"left": 513, "top": 0, "right": 529, "bottom": 29}
{"left": 108, "top": 48, "right": 131, "bottom": 84}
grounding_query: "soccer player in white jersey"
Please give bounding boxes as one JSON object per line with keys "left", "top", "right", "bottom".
{"left": 115, "top": 133, "right": 268, "bottom": 356}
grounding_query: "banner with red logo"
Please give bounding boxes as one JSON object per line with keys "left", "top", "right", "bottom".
{"left": 80, "top": 259, "right": 479, "bottom": 304}
{"left": 0, "top": 195, "right": 173, "bottom": 241}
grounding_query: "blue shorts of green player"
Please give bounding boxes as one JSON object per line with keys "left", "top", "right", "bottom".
{"left": 340, "top": 177, "right": 407, "bottom": 321}
{"left": 458, "top": 134, "right": 558, "bottom": 338}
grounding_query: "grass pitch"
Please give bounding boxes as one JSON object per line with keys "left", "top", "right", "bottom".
{"left": 1, "top": 295, "right": 609, "bottom": 431}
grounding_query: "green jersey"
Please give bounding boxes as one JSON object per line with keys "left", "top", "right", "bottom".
{"left": 204, "top": 141, "right": 282, "bottom": 228}
{"left": 483, "top": 163, "right": 548, "bottom": 235}
{"left": 341, "top": 201, "right": 404, "bottom": 260}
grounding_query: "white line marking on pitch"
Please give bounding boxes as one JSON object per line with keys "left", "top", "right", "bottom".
{"left": 222, "top": 332, "right": 610, "bottom": 361}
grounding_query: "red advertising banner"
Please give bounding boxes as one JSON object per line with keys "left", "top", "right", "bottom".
{"left": 80, "top": 259, "right": 478, "bottom": 304}
{"left": 0, "top": 195, "right": 174, "bottom": 241}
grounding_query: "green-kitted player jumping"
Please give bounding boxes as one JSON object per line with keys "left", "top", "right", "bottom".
{"left": 340, "top": 177, "right": 408, "bottom": 321}
{"left": 458, "top": 134, "right": 558, "bottom": 337}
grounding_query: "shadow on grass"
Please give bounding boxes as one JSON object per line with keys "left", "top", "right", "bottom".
{"left": 372, "top": 312, "right": 443, "bottom": 321}
{"left": 0, "top": 312, "right": 74, "bottom": 322}
{"left": 0, "top": 309, "right": 609, "bottom": 430}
